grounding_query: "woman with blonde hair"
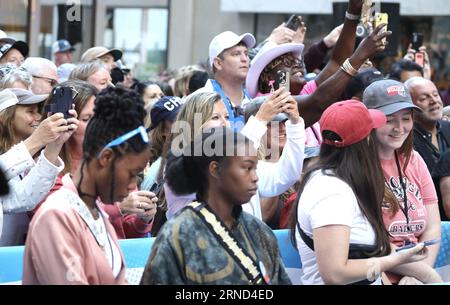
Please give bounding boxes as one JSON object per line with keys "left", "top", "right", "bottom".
{"left": 157, "top": 89, "right": 305, "bottom": 230}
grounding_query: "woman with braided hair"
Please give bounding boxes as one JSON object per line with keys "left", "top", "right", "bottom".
{"left": 23, "top": 86, "right": 152, "bottom": 284}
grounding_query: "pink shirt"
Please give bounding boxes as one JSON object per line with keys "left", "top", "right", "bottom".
{"left": 23, "top": 175, "right": 127, "bottom": 284}
{"left": 300, "top": 80, "right": 322, "bottom": 147}
{"left": 380, "top": 150, "right": 438, "bottom": 247}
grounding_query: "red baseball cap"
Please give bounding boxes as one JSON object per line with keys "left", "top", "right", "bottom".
{"left": 319, "top": 100, "right": 386, "bottom": 147}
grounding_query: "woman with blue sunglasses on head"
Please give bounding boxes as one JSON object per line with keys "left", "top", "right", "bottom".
{"left": 30, "top": 80, "right": 158, "bottom": 240}
{"left": 23, "top": 86, "right": 152, "bottom": 284}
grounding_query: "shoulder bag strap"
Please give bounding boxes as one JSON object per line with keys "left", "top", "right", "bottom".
{"left": 186, "top": 201, "right": 267, "bottom": 285}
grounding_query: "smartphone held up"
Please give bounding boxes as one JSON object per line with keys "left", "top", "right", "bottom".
{"left": 45, "top": 86, "right": 74, "bottom": 119}
{"left": 274, "top": 70, "right": 290, "bottom": 92}
{"left": 411, "top": 32, "right": 425, "bottom": 67}
{"left": 285, "top": 15, "right": 301, "bottom": 31}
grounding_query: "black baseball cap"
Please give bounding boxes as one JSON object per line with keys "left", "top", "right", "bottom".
{"left": 149, "top": 96, "right": 184, "bottom": 130}
{"left": 0, "top": 38, "right": 29, "bottom": 60}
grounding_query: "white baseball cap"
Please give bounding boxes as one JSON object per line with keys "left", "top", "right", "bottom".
{"left": 208, "top": 31, "right": 256, "bottom": 68}
{"left": 0, "top": 88, "right": 47, "bottom": 113}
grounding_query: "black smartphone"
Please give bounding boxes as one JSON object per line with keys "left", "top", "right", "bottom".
{"left": 411, "top": 32, "right": 423, "bottom": 51}
{"left": 285, "top": 15, "right": 301, "bottom": 31}
{"left": 274, "top": 70, "right": 290, "bottom": 92}
{"left": 45, "top": 86, "right": 73, "bottom": 119}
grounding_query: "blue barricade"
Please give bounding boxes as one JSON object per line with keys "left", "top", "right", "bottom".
{"left": 1, "top": 223, "right": 449, "bottom": 284}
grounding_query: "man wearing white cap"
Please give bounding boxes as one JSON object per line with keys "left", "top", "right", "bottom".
{"left": 197, "top": 31, "right": 256, "bottom": 130}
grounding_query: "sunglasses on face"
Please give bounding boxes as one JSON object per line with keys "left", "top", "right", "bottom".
{"left": 103, "top": 126, "right": 149, "bottom": 150}
{"left": 32, "top": 75, "right": 58, "bottom": 87}
{"left": 266, "top": 54, "right": 305, "bottom": 72}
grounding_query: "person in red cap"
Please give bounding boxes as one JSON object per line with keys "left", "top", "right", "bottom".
{"left": 290, "top": 100, "right": 430, "bottom": 285}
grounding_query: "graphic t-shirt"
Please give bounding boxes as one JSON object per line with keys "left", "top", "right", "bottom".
{"left": 380, "top": 151, "right": 438, "bottom": 247}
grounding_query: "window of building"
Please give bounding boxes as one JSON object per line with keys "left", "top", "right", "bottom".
{"left": 0, "top": 1, "right": 28, "bottom": 41}
{"left": 104, "top": 7, "right": 168, "bottom": 80}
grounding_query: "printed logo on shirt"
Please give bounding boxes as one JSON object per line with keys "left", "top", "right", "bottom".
{"left": 387, "top": 219, "right": 425, "bottom": 237}
{"left": 385, "top": 176, "right": 423, "bottom": 207}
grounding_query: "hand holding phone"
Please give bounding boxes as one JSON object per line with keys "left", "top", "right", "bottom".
{"left": 395, "top": 238, "right": 440, "bottom": 252}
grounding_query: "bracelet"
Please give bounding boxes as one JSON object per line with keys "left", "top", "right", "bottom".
{"left": 345, "top": 11, "right": 361, "bottom": 21}
{"left": 340, "top": 58, "right": 358, "bottom": 77}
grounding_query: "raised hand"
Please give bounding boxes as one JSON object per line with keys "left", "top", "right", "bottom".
{"left": 292, "top": 17, "right": 307, "bottom": 44}
{"left": 352, "top": 23, "right": 392, "bottom": 63}
{"left": 255, "top": 87, "right": 291, "bottom": 123}
{"left": 268, "top": 24, "right": 295, "bottom": 45}
{"left": 282, "top": 96, "right": 301, "bottom": 124}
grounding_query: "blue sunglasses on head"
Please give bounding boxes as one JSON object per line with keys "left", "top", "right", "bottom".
{"left": 103, "top": 126, "right": 149, "bottom": 150}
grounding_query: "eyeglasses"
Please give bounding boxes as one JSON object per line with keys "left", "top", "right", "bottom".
{"left": 103, "top": 126, "right": 149, "bottom": 150}
{"left": 32, "top": 75, "right": 58, "bottom": 87}
{"left": 265, "top": 54, "right": 304, "bottom": 72}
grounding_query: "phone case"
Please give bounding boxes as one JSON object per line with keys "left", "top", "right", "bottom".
{"left": 45, "top": 87, "right": 73, "bottom": 119}
{"left": 285, "top": 15, "right": 300, "bottom": 31}
{"left": 412, "top": 33, "right": 424, "bottom": 51}
{"left": 373, "top": 13, "right": 388, "bottom": 44}
{"left": 275, "top": 70, "right": 290, "bottom": 92}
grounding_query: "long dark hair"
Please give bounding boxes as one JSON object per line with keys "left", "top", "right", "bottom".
{"left": 372, "top": 112, "right": 414, "bottom": 215}
{"left": 289, "top": 133, "right": 391, "bottom": 257}
{"left": 78, "top": 86, "right": 149, "bottom": 204}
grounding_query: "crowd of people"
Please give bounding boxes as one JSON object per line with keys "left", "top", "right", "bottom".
{"left": 0, "top": 0, "right": 448, "bottom": 285}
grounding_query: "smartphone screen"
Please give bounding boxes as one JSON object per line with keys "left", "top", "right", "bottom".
{"left": 275, "top": 70, "right": 290, "bottom": 92}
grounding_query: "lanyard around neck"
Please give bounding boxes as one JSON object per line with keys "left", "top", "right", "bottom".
{"left": 394, "top": 151, "right": 410, "bottom": 226}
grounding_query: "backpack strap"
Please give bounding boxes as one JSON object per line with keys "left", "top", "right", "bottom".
{"left": 296, "top": 221, "right": 375, "bottom": 285}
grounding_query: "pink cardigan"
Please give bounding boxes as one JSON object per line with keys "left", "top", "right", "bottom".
{"left": 22, "top": 176, "right": 127, "bottom": 284}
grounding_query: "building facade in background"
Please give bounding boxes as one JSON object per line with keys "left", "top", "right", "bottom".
{"left": 0, "top": 0, "right": 449, "bottom": 85}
